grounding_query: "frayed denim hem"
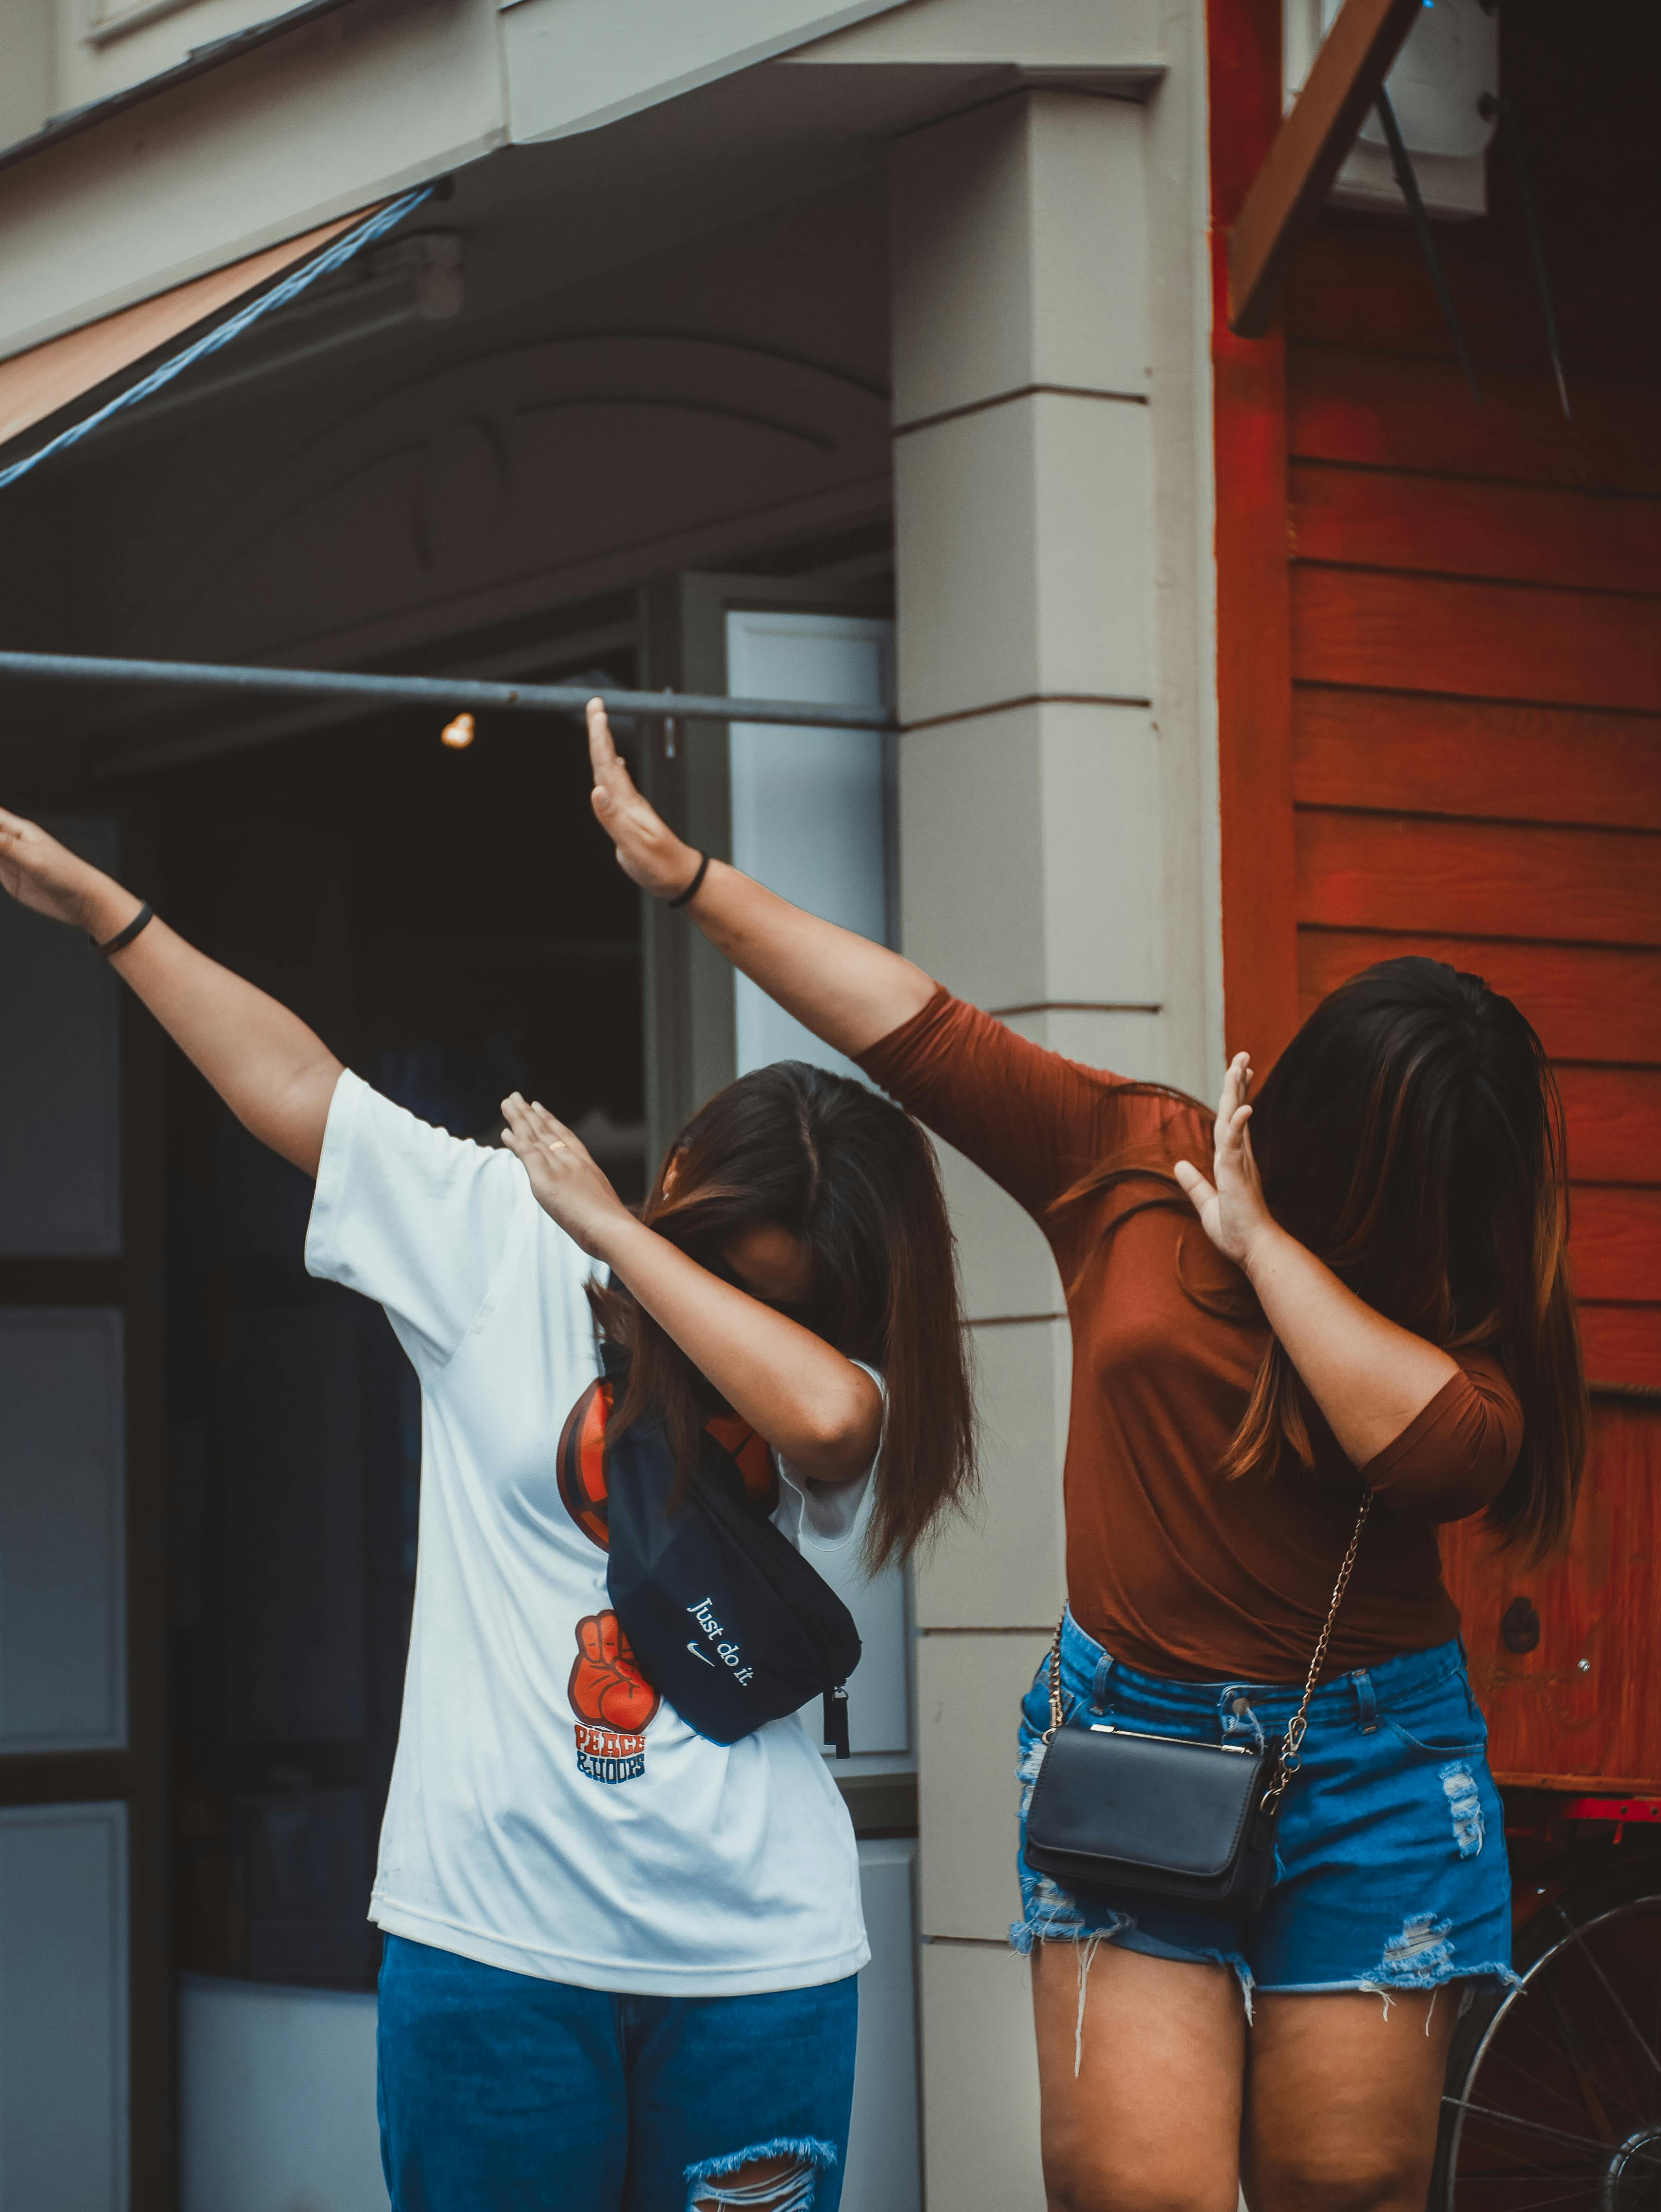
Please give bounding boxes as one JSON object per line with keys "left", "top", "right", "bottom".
{"left": 1007, "top": 1874, "right": 1122, "bottom": 1957}
{"left": 1255, "top": 1961, "right": 1522, "bottom": 2025}
{"left": 682, "top": 2139, "right": 839, "bottom": 2188}
{"left": 1010, "top": 1887, "right": 1258, "bottom": 2061}
{"left": 1257, "top": 1961, "right": 1523, "bottom": 1997}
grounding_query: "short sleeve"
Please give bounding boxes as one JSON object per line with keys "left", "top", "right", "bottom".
{"left": 305, "top": 1069, "right": 525, "bottom": 1372}
{"left": 1358, "top": 1353, "right": 1525, "bottom": 1522}
{"left": 776, "top": 1363, "right": 886, "bottom": 1551}
{"left": 856, "top": 987, "right": 1197, "bottom": 1226}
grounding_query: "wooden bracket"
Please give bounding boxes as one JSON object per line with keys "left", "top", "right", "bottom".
{"left": 1227, "top": 0, "right": 1424, "bottom": 337}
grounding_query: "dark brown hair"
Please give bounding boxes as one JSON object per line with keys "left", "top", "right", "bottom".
{"left": 1055, "top": 956, "right": 1587, "bottom": 1559}
{"left": 588, "top": 1060, "right": 977, "bottom": 1571}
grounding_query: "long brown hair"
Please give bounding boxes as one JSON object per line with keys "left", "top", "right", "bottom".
{"left": 1055, "top": 956, "right": 1587, "bottom": 1559}
{"left": 589, "top": 1061, "right": 977, "bottom": 1571}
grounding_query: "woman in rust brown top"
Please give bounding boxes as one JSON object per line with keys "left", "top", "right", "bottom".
{"left": 584, "top": 704, "right": 1586, "bottom": 2212}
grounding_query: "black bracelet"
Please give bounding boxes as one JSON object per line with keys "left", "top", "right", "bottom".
{"left": 667, "top": 853, "right": 710, "bottom": 910}
{"left": 90, "top": 900, "right": 154, "bottom": 956}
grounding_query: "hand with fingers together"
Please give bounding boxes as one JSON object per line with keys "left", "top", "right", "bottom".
{"left": 1172, "top": 1050, "right": 1275, "bottom": 1270}
{"left": 585, "top": 698, "right": 706, "bottom": 903}
{"left": 500, "top": 1093, "right": 634, "bottom": 1259}
{"left": 0, "top": 805, "right": 131, "bottom": 936}
{"left": 569, "top": 1611, "right": 660, "bottom": 1735}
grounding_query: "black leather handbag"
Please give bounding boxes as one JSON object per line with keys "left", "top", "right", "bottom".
{"left": 1024, "top": 1492, "right": 1372, "bottom": 1915}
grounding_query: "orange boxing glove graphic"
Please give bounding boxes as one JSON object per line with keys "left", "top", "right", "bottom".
{"left": 569, "top": 1611, "right": 661, "bottom": 1734}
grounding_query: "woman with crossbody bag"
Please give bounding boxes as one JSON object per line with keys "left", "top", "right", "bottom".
{"left": 580, "top": 700, "right": 1587, "bottom": 2212}
{"left": 0, "top": 802, "right": 976, "bottom": 2212}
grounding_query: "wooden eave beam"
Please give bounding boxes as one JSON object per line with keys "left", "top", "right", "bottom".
{"left": 1227, "top": 0, "right": 1423, "bottom": 337}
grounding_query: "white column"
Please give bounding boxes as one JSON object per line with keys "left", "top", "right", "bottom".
{"left": 888, "top": 86, "right": 1183, "bottom": 2203}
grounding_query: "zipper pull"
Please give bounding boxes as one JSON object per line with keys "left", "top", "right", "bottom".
{"left": 823, "top": 1685, "right": 851, "bottom": 1760}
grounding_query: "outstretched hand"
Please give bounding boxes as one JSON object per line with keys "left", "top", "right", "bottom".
{"left": 586, "top": 699, "right": 706, "bottom": 901}
{"left": 1172, "top": 1051, "right": 1276, "bottom": 1269}
{"left": 0, "top": 807, "right": 120, "bottom": 933}
{"left": 501, "top": 1092, "right": 634, "bottom": 1259}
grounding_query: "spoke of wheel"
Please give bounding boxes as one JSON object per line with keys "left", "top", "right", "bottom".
{"left": 1460, "top": 2162, "right": 1586, "bottom": 2178}
{"left": 1453, "top": 2179, "right": 1600, "bottom": 2212}
{"left": 1459, "top": 2159, "right": 1601, "bottom": 2212}
{"left": 1489, "top": 2181, "right": 1620, "bottom": 2212}
{"left": 1446, "top": 1900, "right": 1661, "bottom": 2211}
{"left": 1479, "top": 2009, "right": 1610, "bottom": 2129}
{"left": 1538, "top": 1964, "right": 1620, "bottom": 2145}
{"left": 1555, "top": 1904, "right": 1661, "bottom": 2084}
{"left": 1443, "top": 2094, "right": 1618, "bottom": 2158}
{"left": 1496, "top": 1973, "right": 1629, "bottom": 2121}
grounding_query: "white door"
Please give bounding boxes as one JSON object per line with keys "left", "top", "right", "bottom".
{"left": 725, "top": 608, "right": 909, "bottom": 1772}
{"left": 725, "top": 611, "right": 922, "bottom": 2211}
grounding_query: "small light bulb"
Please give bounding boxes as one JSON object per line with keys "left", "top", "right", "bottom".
{"left": 440, "top": 713, "right": 475, "bottom": 749}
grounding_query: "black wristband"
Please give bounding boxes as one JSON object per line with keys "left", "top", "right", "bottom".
{"left": 667, "top": 853, "right": 710, "bottom": 910}
{"left": 91, "top": 901, "right": 154, "bottom": 956}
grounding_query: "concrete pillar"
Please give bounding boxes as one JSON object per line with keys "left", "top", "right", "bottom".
{"left": 888, "top": 86, "right": 1194, "bottom": 2202}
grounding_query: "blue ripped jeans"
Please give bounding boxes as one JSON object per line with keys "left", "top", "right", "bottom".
{"left": 377, "top": 1935, "right": 856, "bottom": 2211}
{"left": 1015, "top": 1614, "right": 1518, "bottom": 2008}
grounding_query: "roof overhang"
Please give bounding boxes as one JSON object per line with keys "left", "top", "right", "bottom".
{"left": 0, "top": 0, "right": 357, "bottom": 183}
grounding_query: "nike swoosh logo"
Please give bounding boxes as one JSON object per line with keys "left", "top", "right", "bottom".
{"left": 686, "top": 1641, "right": 716, "bottom": 1666}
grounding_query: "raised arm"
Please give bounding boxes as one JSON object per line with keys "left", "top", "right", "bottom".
{"left": 500, "top": 1093, "right": 881, "bottom": 1484}
{"left": 586, "top": 699, "right": 932, "bottom": 1056}
{"left": 0, "top": 807, "right": 341, "bottom": 1175}
{"left": 1175, "top": 1052, "right": 1461, "bottom": 1474}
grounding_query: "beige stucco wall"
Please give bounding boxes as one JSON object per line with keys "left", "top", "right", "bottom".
{"left": 883, "top": 51, "right": 1218, "bottom": 2201}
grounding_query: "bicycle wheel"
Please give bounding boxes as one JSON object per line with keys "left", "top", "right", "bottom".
{"left": 1434, "top": 1852, "right": 1661, "bottom": 2210}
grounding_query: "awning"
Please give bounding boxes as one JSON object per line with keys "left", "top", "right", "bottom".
{"left": 0, "top": 210, "right": 368, "bottom": 454}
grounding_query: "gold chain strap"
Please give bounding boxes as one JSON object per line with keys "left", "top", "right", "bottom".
{"left": 1260, "top": 1487, "right": 1373, "bottom": 1808}
{"left": 1044, "top": 1625, "right": 1066, "bottom": 1744}
{"left": 1043, "top": 1489, "right": 1375, "bottom": 1811}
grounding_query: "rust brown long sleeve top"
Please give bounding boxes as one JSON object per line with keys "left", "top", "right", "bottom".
{"left": 859, "top": 989, "right": 1523, "bottom": 1681}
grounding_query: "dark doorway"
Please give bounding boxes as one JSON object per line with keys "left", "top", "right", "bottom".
{"left": 159, "top": 654, "right": 643, "bottom": 1990}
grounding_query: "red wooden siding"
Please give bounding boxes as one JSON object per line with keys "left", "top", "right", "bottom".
{"left": 1281, "top": 24, "right": 1661, "bottom": 1387}
{"left": 1291, "top": 461, "right": 1661, "bottom": 596}
{"left": 1211, "top": 0, "right": 1661, "bottom": 1792}
{"left": 1291, "top": 567, "right": 1660, "bottom": 716}
{"left": 1292, "top": 691, "right": 1661, "bottom": 833}
{"left": 1441, "top": 1395, "right": 1661, "bottom": 1791}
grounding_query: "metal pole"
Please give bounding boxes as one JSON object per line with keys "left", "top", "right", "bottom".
{"left": 1373, "top": 89, "right": 1481, "bottom": 404}
{"left": 1483, "top": 92, "right": 1570, "bottom": 421}
{"left": 0, "top": 649, "right": 898, "bottom": 733}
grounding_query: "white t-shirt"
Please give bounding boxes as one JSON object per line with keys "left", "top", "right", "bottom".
{"left": 305, "top": 1069, "right": 873, "bottom": 1996}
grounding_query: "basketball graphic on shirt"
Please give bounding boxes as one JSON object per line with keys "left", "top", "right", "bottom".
{"left": 556, "top": 1377, "right": 777, "bottom": 1554}
{"left": 557, "top": 1377, "right": 612, "bottom": 1550}
{"left": 569, "top": 1610, "right": 659, "bottom": 1784}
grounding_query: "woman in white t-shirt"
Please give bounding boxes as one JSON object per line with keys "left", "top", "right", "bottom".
{"left": 0, "top": 804, "right": 975, "bottom": 2212}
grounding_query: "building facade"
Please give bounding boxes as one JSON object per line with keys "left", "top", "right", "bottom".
{"left": 0, "top": 0, "right": 1654, "bottom": 2207}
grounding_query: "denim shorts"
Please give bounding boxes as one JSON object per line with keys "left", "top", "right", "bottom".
{"left": 377, "top": 1934, "right": 857, "bottom": 2212}
{"left": 1014, "top": 1610, "right": 1519, "bottom": 2009}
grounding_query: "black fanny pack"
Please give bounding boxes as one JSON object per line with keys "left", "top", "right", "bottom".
{"left": 559, "top": 1371, "right": 862, "bottom": 1755}
{"left": 1024, "top": 1491, "right": 1372, "bottom": 1915}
